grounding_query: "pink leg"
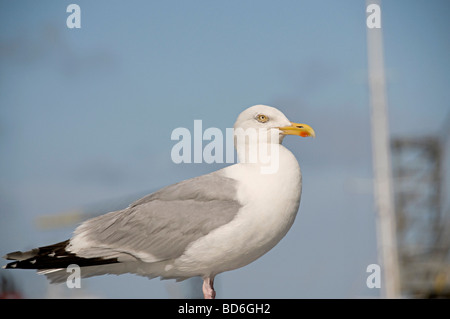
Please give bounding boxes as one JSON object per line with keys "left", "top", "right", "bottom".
{"left": 202, "top": 277, "right": 216, "bottom": 299}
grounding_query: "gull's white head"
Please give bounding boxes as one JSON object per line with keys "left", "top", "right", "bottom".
{"left": 232, "top": 105, "right": 315, "bottom": 172}
{"left": 233, "top": 105, "right": 315, "bottom": 145}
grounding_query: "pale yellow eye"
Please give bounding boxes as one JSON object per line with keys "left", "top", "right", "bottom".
{"left": 256, "top": 114, "right": 269, "bottom": 123}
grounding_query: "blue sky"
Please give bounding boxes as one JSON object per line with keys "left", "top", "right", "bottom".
{"left": 0, "top": 1, "right": 449, "bottom": 298}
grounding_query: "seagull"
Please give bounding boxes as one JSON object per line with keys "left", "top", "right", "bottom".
{"left": 2, "top": 105, "right": 315, "bottom": 299}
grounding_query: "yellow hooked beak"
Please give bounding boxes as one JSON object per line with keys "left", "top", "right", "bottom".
{"left": 278, "top": 122, "right": 316, "bottom": 138}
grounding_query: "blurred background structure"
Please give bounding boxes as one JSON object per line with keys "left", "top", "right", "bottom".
{"left": 392, "top": 115, "right": 450, "bottom": 297}
{"left": 1, "top": 1, "right": 449, "bottom": 298}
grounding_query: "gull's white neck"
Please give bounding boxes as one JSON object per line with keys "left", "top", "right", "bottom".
{"left": 224, "top": 143, "right": 302, "bottom": 207}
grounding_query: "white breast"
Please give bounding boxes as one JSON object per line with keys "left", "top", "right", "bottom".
{"left": 173, "top": 144, "right": 302, "bottom": 277}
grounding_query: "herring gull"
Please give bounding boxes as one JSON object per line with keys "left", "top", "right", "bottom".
{"left": 3, "top": 105, "right": 315, "bottom": 299}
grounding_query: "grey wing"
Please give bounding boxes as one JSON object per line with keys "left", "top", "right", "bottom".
{"left": 129, "top": 171, "right": 239, "bottom": 205}
{"left": 68, "top": 171, "right": 241, "bottom": 263}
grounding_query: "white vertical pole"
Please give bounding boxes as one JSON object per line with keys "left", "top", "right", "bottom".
{"left": 366, "top": 0, "right": 401, "bottom": 298}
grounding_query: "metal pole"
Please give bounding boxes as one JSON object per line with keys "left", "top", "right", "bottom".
{"left": 366, "top": 0, "right": 401, "bottom": 298}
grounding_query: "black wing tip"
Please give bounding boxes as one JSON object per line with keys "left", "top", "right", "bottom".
{"left": 3, "top": 261, "right": 19, "bottom": 269}
{"left": 2, "top": 239, "right": 119, "bottom": 271}
{"left": 2, "top": 240, "right": 70, "bottom": 262}
{"left": 3, "top": 250, "right": 37, "bottom": 261}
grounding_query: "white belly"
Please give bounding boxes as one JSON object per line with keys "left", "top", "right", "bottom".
{"left": 172, "top": 145, "right": 302, "bottom": 277}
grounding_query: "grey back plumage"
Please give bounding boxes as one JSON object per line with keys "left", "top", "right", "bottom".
{"left": 70, "top": 171, "right": 241, "bottom": 263}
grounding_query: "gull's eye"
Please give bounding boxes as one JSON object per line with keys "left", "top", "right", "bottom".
{"left": 256, "top": 114, "right": 269, "bottom": 123}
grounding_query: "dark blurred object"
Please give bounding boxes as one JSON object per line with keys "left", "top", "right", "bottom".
{"left": 0, "top": 273, "right": 22, "bottom": 299}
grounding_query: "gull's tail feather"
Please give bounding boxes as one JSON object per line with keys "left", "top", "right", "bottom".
{"left": 2, "top": 240, "right": 181, "bottom": 284}
{"left": 2, "top": 240, "right": 119, "bottom": 275}
{"left": 38, "top": 263, "right": 133, "bottom": 284}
